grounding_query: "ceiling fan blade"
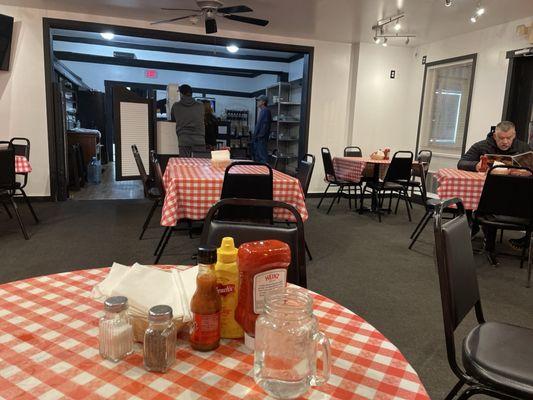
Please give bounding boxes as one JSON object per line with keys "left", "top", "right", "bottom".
{"left": 218, "top": 5, "right": 253, "bottom": 14}
{"left": 224, "top": 14, "right": 269, "bottom": 26}
{"left": 151, "top": 14, "right": 198, "bottom": 25}
{"left": 160, "top": 8, "right": 201, "bottom": 11}
{"left": 205, "top": 18, "right": 218, "bottom": 34}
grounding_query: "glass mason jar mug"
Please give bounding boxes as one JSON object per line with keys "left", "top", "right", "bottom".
{"left": 254, "top": 288, "right": 331, "bottom": 399}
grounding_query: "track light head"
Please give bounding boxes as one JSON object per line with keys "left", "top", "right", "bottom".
{"left": 476, "top": 7, "right": 485, "bottom": 16}
{"left": 444, "top": 0, "right": 452, "bottom": 6}
{"left": 382, "top": 38, "right": 388, "bottom": 47}
{"left": 405, "top": 37, "right": 410, "bottom": 45}
{"left": 470, "top": 16, "right": 477, "bottom": 23}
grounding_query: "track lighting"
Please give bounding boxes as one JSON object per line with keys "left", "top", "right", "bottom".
{"left": 476, "top": 7, "right": 485, "bottom": 16}
{"left": 444, "top": 0, "right": 452, "bottom": 6}
{"left": 405, "top": 37, "right": 410, "bottom": 45}
{"left": 371, "top": 12, "right": 415, "bottom": 47}
{"left": 373, "top": 36, "right": 381, "bottom": 44}
{"left": 382, "top": 38, "right": 388, "bottom": 47}
{"left": 394, "top": 22, "right": 401, "bottom": 31}
{"left": 470, "top": 16, "right": 477, "bottom": 23}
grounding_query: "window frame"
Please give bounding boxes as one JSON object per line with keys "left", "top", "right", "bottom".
{"left": 415, "top": 53, "right": 477, "bottom": 157}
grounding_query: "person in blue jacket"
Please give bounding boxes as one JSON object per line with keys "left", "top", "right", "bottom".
{"left": 253, "top": 95, "right": 272, "bottom": 164}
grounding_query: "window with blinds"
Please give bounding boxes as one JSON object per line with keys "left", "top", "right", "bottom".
{"left": 417, "top": 56, "right": 476, "bottom": 157}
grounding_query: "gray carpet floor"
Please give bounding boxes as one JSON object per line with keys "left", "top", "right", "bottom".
{"left": 1, "top": 197, "right": 531, "bottom": 399}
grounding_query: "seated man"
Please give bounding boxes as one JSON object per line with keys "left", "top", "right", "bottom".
{"left": 458, "top": 121, "right": 532, "bottom": 172}
{"left": 458, "top": 121, "right": 533, "bottom": 252}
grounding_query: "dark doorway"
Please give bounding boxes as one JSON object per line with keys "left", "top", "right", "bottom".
{"left": 502, "top": 51, "right": 533, "bottom": 144}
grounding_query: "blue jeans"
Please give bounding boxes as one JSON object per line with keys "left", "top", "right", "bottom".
{"left": 254, "top": 138, "right": 269, "bottom": 164}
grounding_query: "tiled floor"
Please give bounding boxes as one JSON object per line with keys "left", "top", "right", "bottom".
{"left": 69, "top": 162, "right": 144, "bottom": 200}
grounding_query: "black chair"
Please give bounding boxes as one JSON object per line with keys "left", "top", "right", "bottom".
{"left": 407, "top": 150, "right": 433, "bottom": 199}
{"left": 269, "top": 149, "right": 280, "bottom": 170}
{"left": 200, "top": 198, "right": 307, "bottom": 288}
{"left": 0, "top": 142, "right": 39, "bottom": 239}
{"left": 132, "top": 145, "right": 162, "bottom": 240}
{"left": 433, "top": 198, "right": 533, "bottom": 399}
{"left": 219, "top": 161, "right": 273, "bottom": 222}
{"left": 474, "top": 165, "right": 532, "bottom": 268}
{"left": 317, "top": 147, "right": 359, "bottom": 214}
{"left": 363, "top": 151, "right": 414, "bottom": 222}
{"left": 408, "top": 163, "right": 453, "bottom": 249}
{"left": 295, "top": 154, "right": 315, "bottom": 261}
{"left": 344, "top": 146, "right": 362, "bottom": 157}
{"left": 230, "top": 147, "right": 249, "bottom": 160}
{"left": 156, "top": 154, "right": 180, "bottom": 174}
{"left": 10, "top": 137, "right": 30, "bottom": 189}
{"left": 150, "top": 151, "right": 197, "bottom": 263}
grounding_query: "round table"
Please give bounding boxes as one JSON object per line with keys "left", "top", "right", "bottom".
{"left": 0, "top": 268, "right": 429, "bottom": 399}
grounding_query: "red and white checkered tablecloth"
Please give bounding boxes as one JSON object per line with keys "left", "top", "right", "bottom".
{"left": 15, "top": 156, "right": 32, "bottom": 174}
{"left": 332, "top": 157, "right": 393, "bottom": 182}
{"left": 0, "top": 268, "right": 429, "bottom": 399}
{"left": 161, "top": 158, "right": 309, "bottom": 226}
{"left": 436, "top": 168, "right": 486, "bottom": 210}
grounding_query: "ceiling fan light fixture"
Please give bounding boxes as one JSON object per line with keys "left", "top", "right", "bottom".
{"left": 226, "top": 44, "right": 239, "bottom": 53}
{"left": 100, "top": 32, "right": 115, "bottom": 40}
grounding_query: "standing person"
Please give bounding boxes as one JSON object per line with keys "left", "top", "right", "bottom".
{"left": 253, "top": 95, "right": 272, "bottom": 164}
{"left": 170, "top": 84, "right": 205, "bottom": 157}
{"left": 203, "top": 101, "right": 218, "bottom": 150}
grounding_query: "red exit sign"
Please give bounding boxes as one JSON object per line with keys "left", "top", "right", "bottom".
{"left": 144, "top": 69, "right": 157, "bottom": 79}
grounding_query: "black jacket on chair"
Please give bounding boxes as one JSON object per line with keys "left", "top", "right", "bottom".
{"left": 458, "top": 132, "right": 532, "bottom": 171}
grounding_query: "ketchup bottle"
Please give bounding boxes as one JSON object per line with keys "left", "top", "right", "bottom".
{"left": 190, "top": 246, "right": 221, "bottom": 352}
{"left": 235, "top": 240, "right": 291, "bottom": 349}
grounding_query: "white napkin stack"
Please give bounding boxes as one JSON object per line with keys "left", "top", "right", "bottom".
{"left": 92, "top": 263, "right": 198, "bottom": 322}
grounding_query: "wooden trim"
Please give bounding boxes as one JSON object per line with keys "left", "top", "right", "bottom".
{"left": 461, "top": 54, "right": 477, "bottom": 155}
{"left": 52, "top": 35, "right": 297, "bottom": 63}
{"left": 54, "top": 51, "right": 285, "bottom": 78}
{"left": 53, "top": 59, "right": 91, "bottom": 90}
{"left": 501, "top": 57, "right": 515, "bottom": 120}
{"left": 505, "top": 47, "right": 533, "bottom": 59}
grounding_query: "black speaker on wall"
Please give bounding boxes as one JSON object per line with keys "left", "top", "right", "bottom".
{"left": 0, "top": 14, "right": 14, "bottom": 71}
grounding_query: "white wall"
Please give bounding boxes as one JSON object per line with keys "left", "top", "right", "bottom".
{"left": 351, "top": 43, "right": 418, "bottom": 156}
{"left": 350, "top": 16, "right": 533, "bottom": 172}
{"left": 0, "top": 4, "right": 349, "bottom": 196}
{"left": 412, "top": 16, "right": 533, "bottom": 171}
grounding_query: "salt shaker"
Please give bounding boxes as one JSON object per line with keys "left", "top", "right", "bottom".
{"left": 99, "top": 296, "right": 134, "bottom": 362}
{"left": 143, "top": 305, "right": 177, "bottom": 373}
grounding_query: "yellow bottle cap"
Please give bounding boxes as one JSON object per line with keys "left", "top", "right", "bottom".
{"left": 217, "top": 237, "right": 238, "bottom": 263}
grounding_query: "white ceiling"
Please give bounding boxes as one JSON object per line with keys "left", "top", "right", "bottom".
{"left": 3, "top": 0, "right": 533, "bottom": 45}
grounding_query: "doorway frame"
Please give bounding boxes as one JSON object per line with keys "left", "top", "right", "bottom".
{"left": 42, "top": 18, "right": 314, "bottom": 201}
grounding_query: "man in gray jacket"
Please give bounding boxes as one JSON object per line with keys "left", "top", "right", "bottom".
{"left": 171, "top": 84, "right": 205, "bottom": 156}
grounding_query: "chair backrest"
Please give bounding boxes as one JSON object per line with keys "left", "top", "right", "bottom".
{"left": 9, "top": 137, "right": 30, "bottom": 159}
{"left": 321, "top": 147, "right": 337, "bottom": 182}
{"left": 191, "top": 150, "right": 211, "bottom": 159}
{"left": 150, "top": 151, "right": 166, "bottom": 198}
{"left": 344, "top": 146, "right": 362, "bottom": 157}
{"left": 413, "top": 150, "right": 432, "bottom": 178}
{"left": 131, "top": 144, "right": 150, "bottom": 186}
{"left": 434, "top": 198, "right": 485, "bottom": 379}
{"left": 384, "top": 151, "right": 413, "bottom": 183}
{"left": 269, "top": 149, "right": 279, "bottom": 170}
{"left": 230, "top": 147, "right": 249, "bottom": 160}
{"left": 219, "top": 161, "right": 274, "bottom": 221}
{"left": 0, "top": 142, "right": 16, "bottom": 190}
{"left": 295, "top": 154, "right": 315, "bottom": 197}
{"left": 200, "top": 198, "right": 307, "bottom": 287}
{"left": 476, "top": 166, "right": 533, "bottom": 223}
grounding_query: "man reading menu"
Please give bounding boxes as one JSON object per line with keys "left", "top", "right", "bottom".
{"left": 458, "top": 121, "right": 532, "bottom": 172}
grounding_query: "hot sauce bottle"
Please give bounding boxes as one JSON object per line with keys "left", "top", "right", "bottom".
{"left": 235, "top": 240, "right": 291, "bottom": 349}
{"left": 190, "top": 246, "right": 221, "bottom": 352}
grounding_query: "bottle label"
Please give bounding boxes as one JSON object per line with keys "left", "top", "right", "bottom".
{"left": 217, "top": 283, "right": 236, "bottom": 296}
{"left": 253, "top": 268, "right": 287, "bottom": 314}
{"left": 190, "top": 312, "right": 220, "bottom": 344}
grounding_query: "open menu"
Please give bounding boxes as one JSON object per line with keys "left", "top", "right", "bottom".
{"left": 485, "top": 151, "right": 533, "bottom": 170}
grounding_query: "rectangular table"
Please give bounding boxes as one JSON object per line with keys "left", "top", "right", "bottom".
{"left": 435, "top": 168, "right": 486, "bottom": 210}
{"left": 161, "top": 158, "right": 308, "bottom": 226}
{"left": 333, "top": 156, "right": 389, "bottom": 183}
{"left": 15, "top": 156, "right": 32, "bottom": 174}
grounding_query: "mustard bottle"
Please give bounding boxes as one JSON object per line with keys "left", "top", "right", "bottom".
{"left": 215, "top": 237, "right": 244, "bottom": 339}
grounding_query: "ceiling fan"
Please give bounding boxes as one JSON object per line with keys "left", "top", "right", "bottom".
{"left": 151, "top": 1, "right": 269, "bottom": 34}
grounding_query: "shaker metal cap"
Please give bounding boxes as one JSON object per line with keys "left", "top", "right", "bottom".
{"left": 104, "top": 296, "right": 128, "bottom": 313}
{"left": 148, "top": 305, "right": 173, "bottom": 322}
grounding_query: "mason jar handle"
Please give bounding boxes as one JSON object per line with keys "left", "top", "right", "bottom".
{"left": 311, "top": 331, "right": 331, "bottom": 386}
